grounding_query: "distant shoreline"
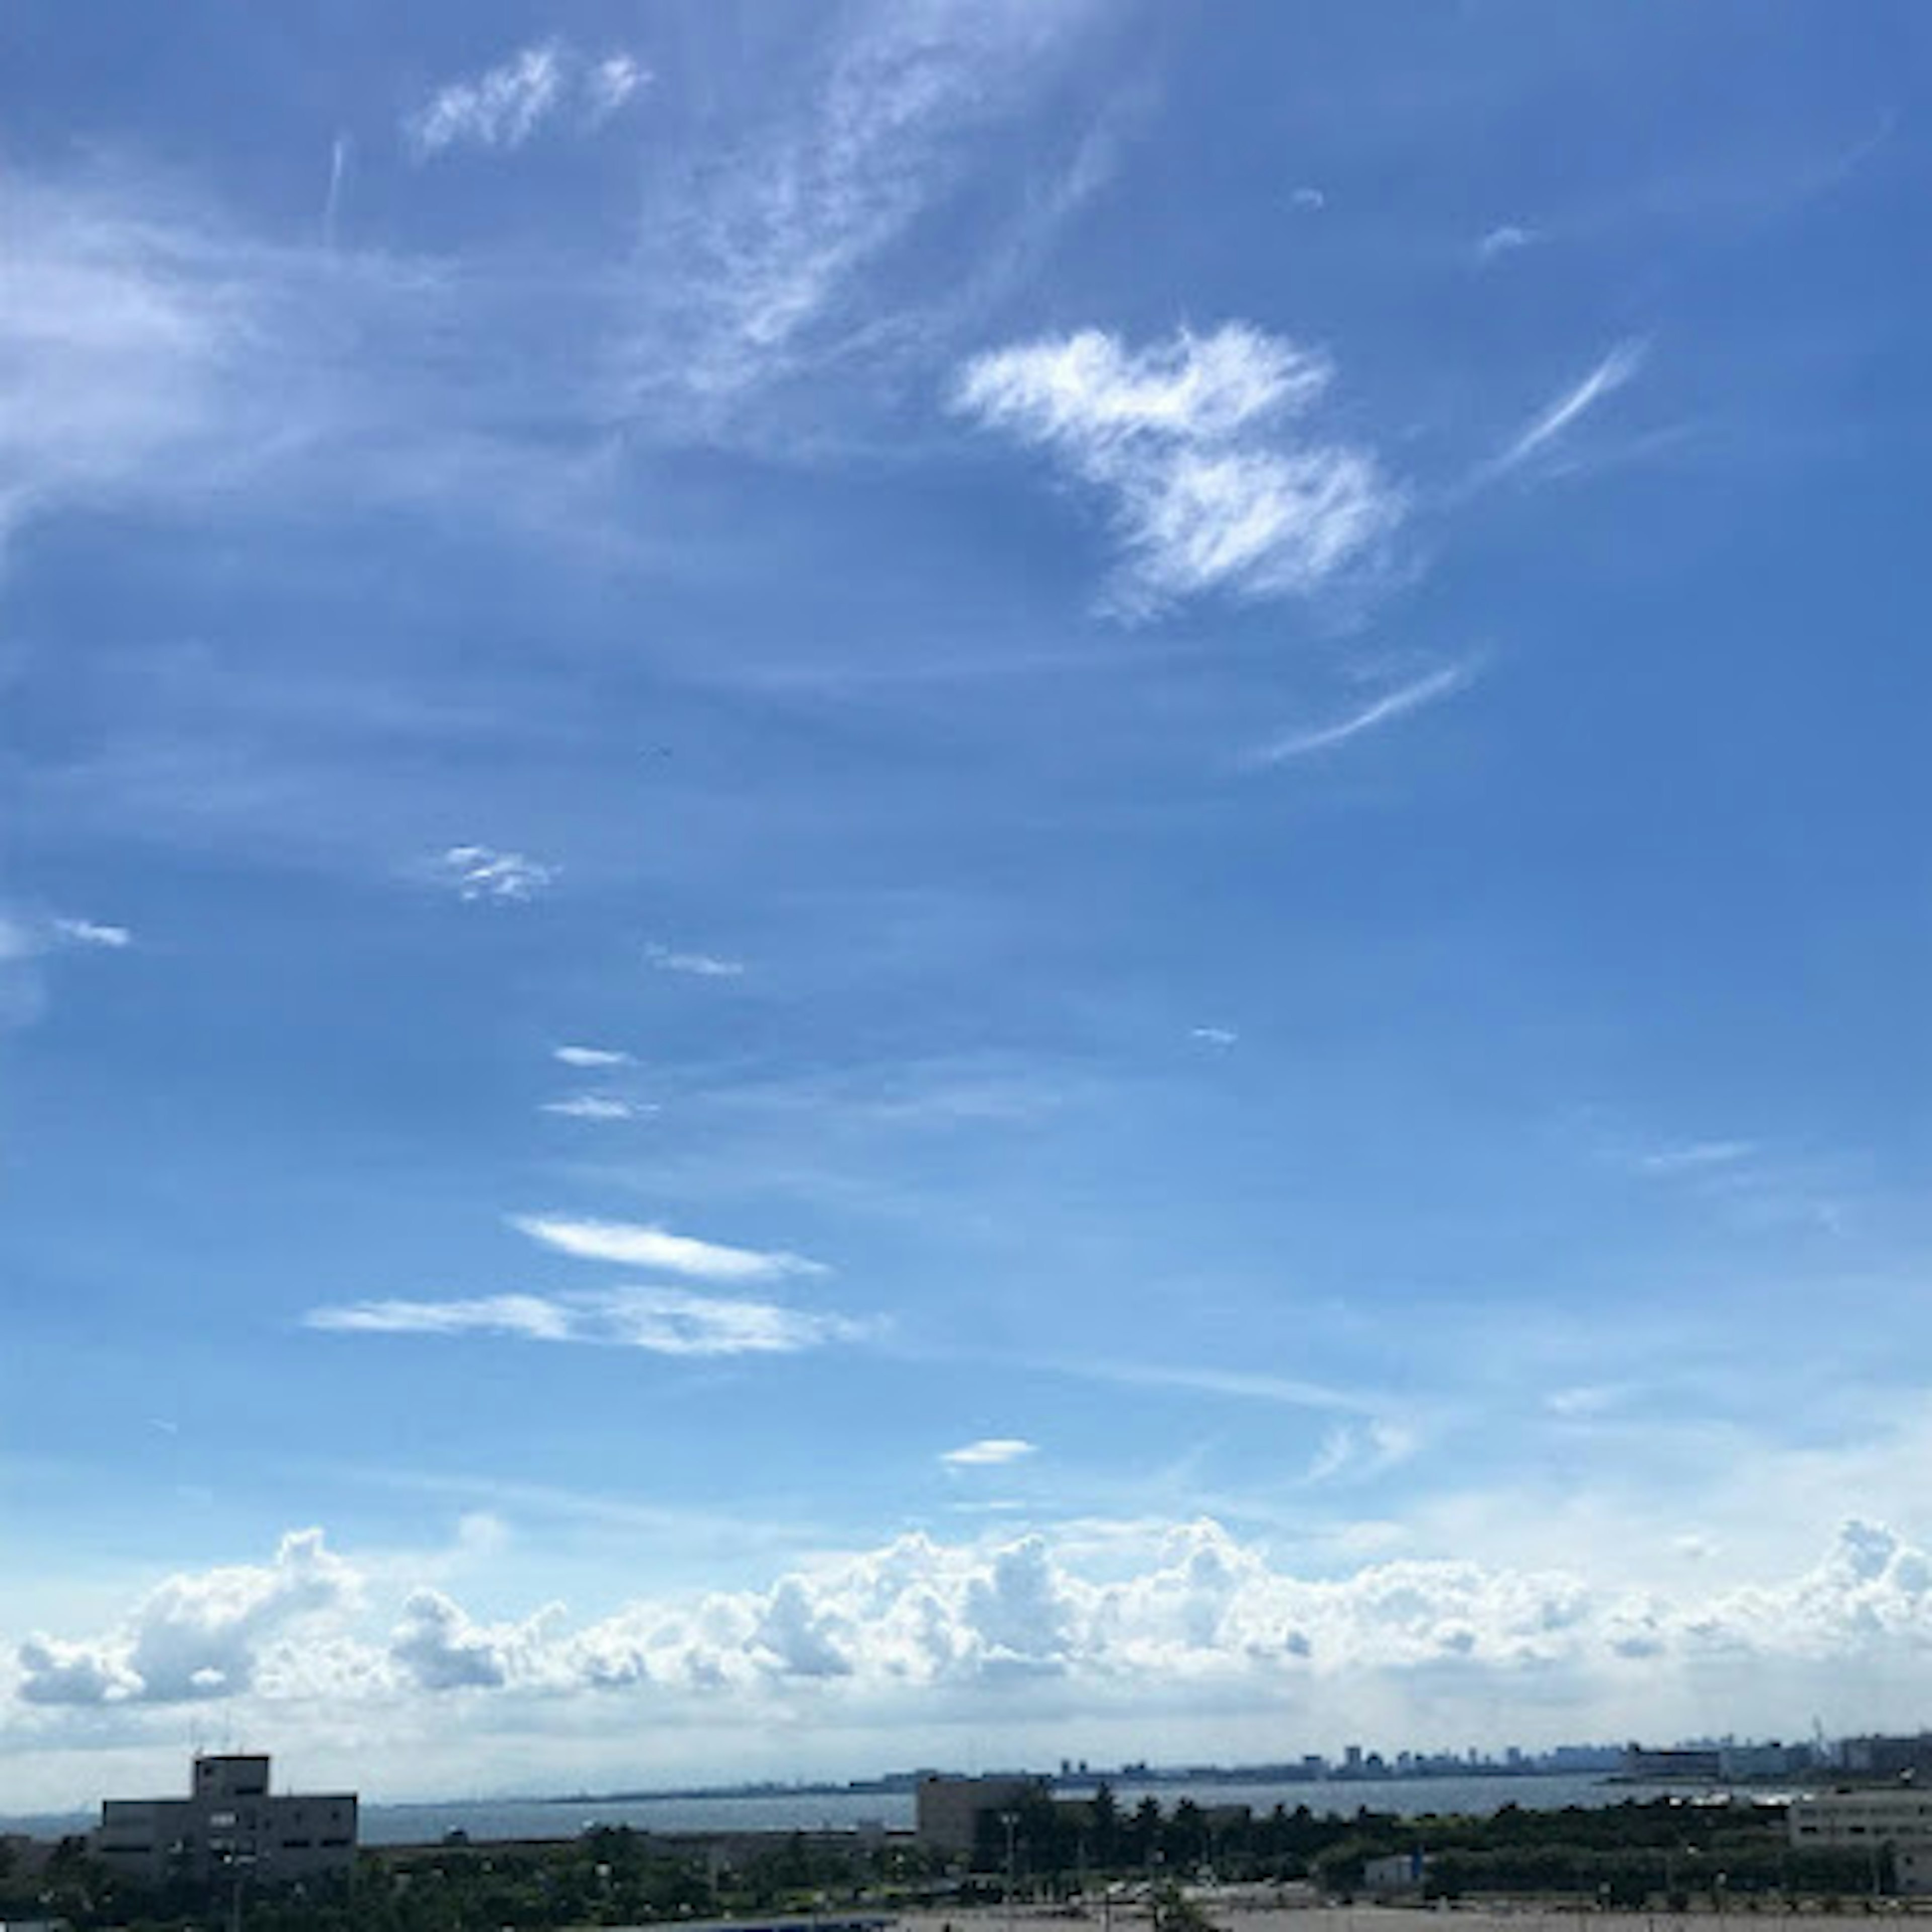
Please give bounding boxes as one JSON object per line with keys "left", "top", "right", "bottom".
{"left": 517, "top": 1766, "right": 1631, "bottom": 1809}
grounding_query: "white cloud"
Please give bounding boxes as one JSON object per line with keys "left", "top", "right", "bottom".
{"left": 405, "top": 41, "right": 650, "bottom": 160}
{"left": 540, "top": 1095, "right": 651, "bottom": 1121}
{"left": 1477, "top": 222, "right": 1539, "bottom": 261}
{"left": 554, "top": 1044, "right": 632, "bottom": 1068}
{"left": 1072, "top": 1357, "right": 1380, "bottom": 1415}
{"left": 2, "top": 180, "right": 259, "bottom": 543}
{"left": 305, "top": 1293, "right": 578, "bottom": 1343}
{"left": 1489, "top": 339, "right": 1647, "bottom": 475}
{"left": 0, "top": 167, "right": 637, "bottom": 574}
{"left": 16, "top": 1530, "right": 355, "bottom": 1706}
{"left": 1, "top": 912, "right": 135, "bottom": 956}
{"left": 1291, "top": 186, "right": 1326, "bottom": 212}
{"left": 1638, "top": 1139, "right": 1757, "bottom": 1175}
{"left": 646, "top": 942, "right": 745, "bottom": 978}
{"left": 629, "top": 0, "right": 1104, "bottom": 406}
{"left": 0, "top": 908, "right": 133, "bottom": 1031}
{"left": 14, "top": 1635, "right": 140, "bottom": 1706}
{"left": 50, "top": 916, "right": 133, "bottom": 948}
{"left": 323, "top": 133, "right": 351, "bottom": 249}
{"left": 409, "top": 43, "right": 565, "bottom": 157}
{"left": 1244, "top": 660, "right": 1481, "bottom": 766}
{"left": 390, "top": 1588, "right": 565, "bottom": 1689}
{"left": 391, "top": 1588, "right": 509, "bottom": 1689}
{"left": 942, "top": 1438, "right": 1038, "bottom": 1468}
{"left": 594, "top": 1289, "right": 868, "bottom": 1357}
{"left": 27, "top": 1516, "right": 1932, "bottom": 1756}
{"left": 304, "top": 1286, "right": 868, "bottom": 1358}
{"left": 952, "top": 324, "right": 1401, "bottom": 613}
{"left": 1305, "top": 1420, "right": 1419, "bottom": 1487}
{"left": 511, "top": 1214, "right": 828, "bottom": 1283}
{"left": 585, "top": 54, "right": 650, "bottom": 127}
{"left": 1546, "top": 1384, "right": 1626, "bottom": 1419}
{"left": 1621, "top": 1135, "right": 1847, "bottom": 1237}
{"left": 435, "top": 844, "right": 555, "bottom": 902}
{"left": 1190, "top": 1026, "right": 1238, "bottom": 1048}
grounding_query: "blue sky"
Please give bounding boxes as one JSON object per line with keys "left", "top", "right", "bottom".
{"left": 5, "top": 0, "right": 1932, "bottom": 1810}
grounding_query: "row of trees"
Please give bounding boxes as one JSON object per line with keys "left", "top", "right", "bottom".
{"left": 0, "top": 1822, "right": 959, "bottom": 1932}
{"left": 970, "top": 1789, "right": 1881, "bottom": 1903}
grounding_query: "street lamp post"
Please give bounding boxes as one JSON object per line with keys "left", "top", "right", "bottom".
{"left": 1002, "top": 1811, "right": 1020, "bottom": 1932}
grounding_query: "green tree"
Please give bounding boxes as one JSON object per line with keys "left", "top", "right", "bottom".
{"left": 1090, "top": 1783, "right": 1121, "bottom": 1868}
{"left": 1164, "top": 1800, "right": 1208, "bottom": 1869}
{"left": 1151, "top": 1879, "right": 1219, "bottom": 1932}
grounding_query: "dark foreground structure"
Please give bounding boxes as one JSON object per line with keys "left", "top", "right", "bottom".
{"left": 97, "top": 1752, "right": 357, "bottom": 1888}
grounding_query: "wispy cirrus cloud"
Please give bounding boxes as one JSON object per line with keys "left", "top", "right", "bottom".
{"left": 434, "top": 845, "right": 555, "bottom": 903}
{"left": 322, "top": 134, "right": 351, "bottom": 249}
{"left": 1244, "top": 660, "right": 1482, "bottom": 767}
{"left": 305, "top": 1286, "right": 867, "bottom": 1357}
{"left": 512, "top": 1214, "right": 829, "bottom": 1284}
{"left": 627, "top": 0, "right": 1105, "bottom": 408}
{"left": 1637, "top": 1139, "right": 1758, "bottom": 1176}
{"left": 1488, "top": 339, "right": 1647, "bottom": 476}
{"left": 554, "top": 1044, "right": 632, "bottom": 1069}
{"left": 1306, "top": 1418, "right": 1419, "bottom": 1487}
{"left": 584, "top": 55, "right": 650, "bottom": 127}
{"left": 1066, "top": 1357, "right": 1380, "bottom": 1416}
{"left": 404, "top": 40, "right": 650, "bottom": 160}
{"left": 952, "top": 324, "right": 1402, "bottom": 614}
{"left": 51, "top": 915, "right": 133, "bottom": 949}
{"left": 1614, "top": 1125, "right": 1852, "bottom": 1237}
{"left": 647, "top": 942, "right": 744, "bottom": 979}
{"left": 307, "top": 1293, "right": 576, "bottom": 1343}
{"left": 1476, "top": 222, "right": 1539, "bottom": 262}
{"left": 539, "top": 1095, "right": 652, "bottom": 1122}
{"left": 1190, "top": 1026, "right": 1238, "bottom": 1048}
{"left": 0, "top": 910, "right": 134, "bottom": 962}
{"left": 0, "top": 907, "right": 133, "bottom": 1030}
{"left": 1, "top": 175, "right": 284, "bottom": 546}
{"left": 0, "top": 166, "right": 642, "bottom": 575}
{"left": 942, "top": 1437, "right": 1038, "bottom": 1468}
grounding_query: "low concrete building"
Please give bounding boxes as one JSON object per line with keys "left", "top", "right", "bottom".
{"left": 1363, "top": 1850, "right": 1428, "bottom": 1894}
{"left": 914, "top": 1777, "right": 1040, "bottom": 1858}
{"left": 1789, "top": 1787, "right": 1932, "bottom": 1893}
{"left": 96, "top": 1754, "right": 356, "bottom": 1889}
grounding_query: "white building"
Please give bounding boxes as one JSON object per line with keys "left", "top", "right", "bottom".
{"left": 97, "top": 1754, "right": 356, "bottom": 1889}
{"left": 1789, "top": 1788, "right": 1932, "bottom": 1894}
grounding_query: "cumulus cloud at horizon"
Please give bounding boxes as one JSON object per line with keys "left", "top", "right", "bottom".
{"left": 18, "top": 1515, "right": 1932, "bottom": 1772}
